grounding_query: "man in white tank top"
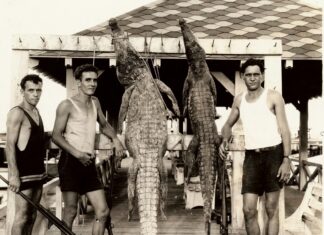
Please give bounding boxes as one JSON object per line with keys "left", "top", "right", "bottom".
{"left": 52, "top": 64, "right": 124, "bottom": 235}
{"left": 219, "top": 59, "right": 291, "bottom": 235}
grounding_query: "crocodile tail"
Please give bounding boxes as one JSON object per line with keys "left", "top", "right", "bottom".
{"left": 109, "top": 18, "right": 147, "bottom": 86}
{"left": 199, "top": 143, "right": 217, "bottom": 223}
{"left": 136, "top": 149, "right": 160, "bottom": 235}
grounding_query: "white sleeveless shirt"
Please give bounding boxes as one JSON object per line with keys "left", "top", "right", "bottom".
{"left": 239, "top": 89, "right": 282, "bottom": 150}
{"left": 64, "top": 98, "right": 97, "bottom": 154}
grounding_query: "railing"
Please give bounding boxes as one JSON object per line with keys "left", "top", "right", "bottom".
{"left": 287, "top": 154, "right": 322, "bottom": 191}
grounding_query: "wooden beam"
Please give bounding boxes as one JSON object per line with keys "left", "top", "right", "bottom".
{"left": 211, "top": 72, "right": 234, "bottom": 96}
{"left": 12, "top": 35, "right": 282, "bottom": 55}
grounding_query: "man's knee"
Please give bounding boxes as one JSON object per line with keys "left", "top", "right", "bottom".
{"left": 243, "top": 206, "right": 258, "bottom": 220}
{"left": 14, "top": 211, "right": 35, "bottom": 227}
{"left": 64, "top": 204, "right": 78, "bottom": 220}
{"left": 95, "top": 206, "right": 109, "bottom": 223}
{"left": 265, "top": 204, "right": 278, "bottom": 219}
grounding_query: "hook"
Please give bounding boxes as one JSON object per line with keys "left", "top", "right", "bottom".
{"left": 178, "top": 40, "right": 181, "bottom": 49}
{"left": 246, "top": 42, "right": 250, "bottom": 48}
{"left": 40, "top": 36, "right": 45, "bottom": 43}
{"left": 228, "top": 39, "right": 231, "bottom": 47}
{"left": 144, "top": 34, "right": 148, "bottom": 47}
{"left": 19, "top": 37, "right": 22, "bottom": 43}
{"left": 77, "top": 37, "right": 80, "bottom": 44}
{"left": 59, "top": 37, "right": 63, "bottom": 44}
{"left": 161, "top": 34, "right": 164, "bottom": 47}
{"left": 274, "top": 42, "right": 277, "bottom": 47}
{"left": 211, "top": 39, "right": 215, "bottom": 47}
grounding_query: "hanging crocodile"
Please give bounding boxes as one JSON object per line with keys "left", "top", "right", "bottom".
{"left": 179, "top": 18, "right": 221, "bottom": 235}
{"left": 109, "top": 18, "right": 180, "bottom": 235}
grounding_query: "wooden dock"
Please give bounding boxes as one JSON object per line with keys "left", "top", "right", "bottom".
{"left": 46, "top": 160, "right": 223, "bottom": 235}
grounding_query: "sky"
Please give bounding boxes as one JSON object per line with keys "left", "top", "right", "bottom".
{"left": 0, "top": 0, "right": 323, "bottom": 138}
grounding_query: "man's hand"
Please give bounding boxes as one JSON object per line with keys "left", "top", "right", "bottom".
{"left": 9, "top": 175, "right": 21, "bottom": 193}
{"left": 113, "top": 138, "right": 124, "bottom": 158}
{"left": 76, "top": 152, "right": 95, "bottom": 166}
{"left": 219, "top": 141, "right": 229, "bottom": 160}
{"left": 277, "top": 158, "right": 290, "bottom": 183}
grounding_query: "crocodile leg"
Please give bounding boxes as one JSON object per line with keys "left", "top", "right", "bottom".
{"left": 118, "top": 85, "right": 135, "bottom": 133}
{"left": 185, "top": 135, "right": 199, "bottom": 184}
{"left": 155, "top": 79, "right": 180, "bottom": 117}
{"left": 127, "top": 159, "right": 139, "bottom": 221}
{"left": 158, "top": 155, "right": 168, "bottom": 221}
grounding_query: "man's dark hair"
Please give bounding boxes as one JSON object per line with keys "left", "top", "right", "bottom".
{"left": 240, "top": 58, "right": 265, "bottom": 74}
{"left": 20, "top": 74, "right": 42, "bottom": 90}
{"left": 74, "top": 64, "right": 98, "bottom": 80}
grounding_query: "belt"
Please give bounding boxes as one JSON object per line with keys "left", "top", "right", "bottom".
{"left": 247, "top": 144, "right": 280, "bottom": 153}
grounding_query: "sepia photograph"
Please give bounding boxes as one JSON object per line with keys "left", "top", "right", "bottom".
{"left": 0, "top": 0, "right": 322, "bottom": 234}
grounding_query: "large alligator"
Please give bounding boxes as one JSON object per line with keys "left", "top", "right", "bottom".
{"left": 109, "top": 18, "right": 180, "bottom": 235}
{"left": 179, "top": 18, "right": 221, "bottom": 235}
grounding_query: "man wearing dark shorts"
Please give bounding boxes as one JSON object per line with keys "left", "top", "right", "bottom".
{"left": 6, "top": 74, "right": 47, "bottom": 235}
{"left": 219, "top": 58, "right": 291, "bottom": 235}
{"left": 52, "top": 64, "right": 124, "bottom": 235}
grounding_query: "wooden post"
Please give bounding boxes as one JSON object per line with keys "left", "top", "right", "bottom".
{"left": 264, "top": 56, "right": 282, "bottom": 92}
{"left": 65, "top": 59, "right": 77, "bottom": 98}
{"left": 10, "top": 51, "right": 39, "bottom": 106}
{"left": 299, "top": 99, "right": 308, "bottom": 190}
{"left": 262, "top": 56, "right": 285, "bottom": 235}
{"left": 229, "top": 70, "right": 246, "bottom": 233}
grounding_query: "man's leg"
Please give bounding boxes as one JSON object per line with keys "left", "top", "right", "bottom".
{"left": 12, "top": 185, "right": 42, "bottom": 235}
{"left": 265, "top": 191, "right": 280, "bottom": 235}
{"left": 86, "top": 189, "right": 109, "bottom": 235}
{"left": 243, "top": 193, "right": 260, "bottom": 235}
{"left": 62, "top": 191, "right": 79, "bottom": 232}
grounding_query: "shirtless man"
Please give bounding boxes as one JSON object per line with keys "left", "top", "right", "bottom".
{"left": 6, "top": 74, "right": 47, "bottom": 235}
{"left": 52, "top": 64, "right": 124, "bottom": 235}
{"left": 219, "top": 58, "right": 291, "bottom": 235}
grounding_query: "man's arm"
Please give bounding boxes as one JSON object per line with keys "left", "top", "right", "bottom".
{"left": 6, "top": 108, "right": 24, "bottom": 192}
{"left": 93, "top": 97, "right": 124, "bottom": 157}
{"left": 219, "top": 95, "right": 241, "bottom": 159}
{"left": 272, "top": 91, "right": 291, "bottom": 157}
{"left": 52, "top": 100, "right": 93, "bottom": 166}
{"left": 272, "top": 91, "right": 291, "bottom": 182}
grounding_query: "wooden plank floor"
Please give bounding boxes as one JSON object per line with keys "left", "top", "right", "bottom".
{"left": 46, "top": 159, "right": 224, "bottom": 234}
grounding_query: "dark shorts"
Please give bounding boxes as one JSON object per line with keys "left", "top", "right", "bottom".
{"left": 242, "top": 143, "right": 284, "bottom": 196}
{"left": 20, "top": 180, "right": 44, "bottom": 191}
{"left": 58, "top": 151, "right": 103, "bottom": 195}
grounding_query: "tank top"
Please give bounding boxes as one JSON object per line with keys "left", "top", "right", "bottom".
{"left": 64, "top": 98, "right": 97, "bottom": 154}
{"left": 239, "top": 89, "right": 282, "bottom": 149}
{"left": 15, "top": 106, "right": 46, "bottom": 183}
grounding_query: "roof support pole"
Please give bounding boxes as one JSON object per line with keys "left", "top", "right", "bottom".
{"left": 261, "top": 56, "right": 285, "bottom": 235}
{"left": 65, "top": 59, "right": 75, "bottom": 98}
{"left": 264, "top": 56, "right": 282, "bottom": 93}
{"left": 299, "top": 99, "right": 308, "bottom": 190}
